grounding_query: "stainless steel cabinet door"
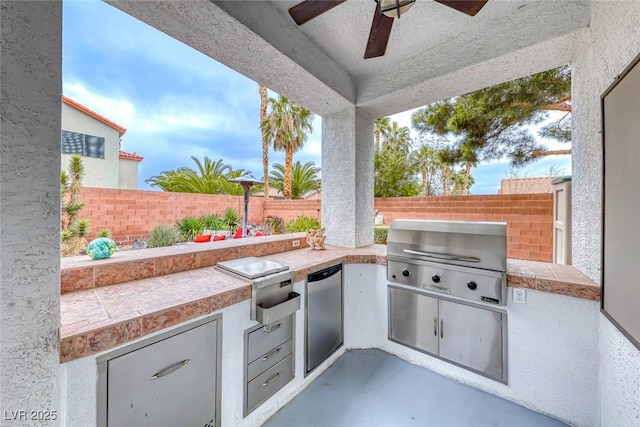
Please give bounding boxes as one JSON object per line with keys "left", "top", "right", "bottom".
{"left": 107, "top": 319, "right": 218, "bottom": 427}
{"left": 306, "top": 264, "right": 343, "bottom": 374}
{"left": 389, "top": 287, "right": 439, "bottom": 355}
{"left": 438, "top": 300, "right": 503, "bottom": 380}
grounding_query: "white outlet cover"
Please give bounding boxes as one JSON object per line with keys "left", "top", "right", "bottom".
{"left": 513, "top": 288, "right": 526, "bottom": 304}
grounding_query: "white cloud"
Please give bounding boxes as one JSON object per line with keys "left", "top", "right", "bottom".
{"left": 64, "top": 81, "right": 136, "bottom": 128}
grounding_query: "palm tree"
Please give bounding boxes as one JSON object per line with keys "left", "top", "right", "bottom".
{"left": 457, "top": 143, "right": 479, "bottom": 196}
{"left": 261, "top": 96, "right": 314, "bottom": 199}
{"left": 436, "top": 146, "right": 460, "bottom": 196}
{"left": 269, "top": 161, "right": 321, "bottom": 199}
{"left": 146, "top": 156, "right": 249, "bottom": 194}
{"left": 374, "top": 117, "right": 391, "bottom": 152}
{"left": 413, "top": 145, "right": 438, "bottom": 196}
{"left": 259, "top": 84, "right": 270, "bottom": 198}
{"left": 383, "top": 121, "right": 412, "bottom": 155}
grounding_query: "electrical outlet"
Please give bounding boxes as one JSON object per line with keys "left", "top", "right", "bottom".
{"left": 513, "top": 288, "right": 526, "bottom": 304}
{"left": 292, "top": 240, "right": 300, "bottom": 247}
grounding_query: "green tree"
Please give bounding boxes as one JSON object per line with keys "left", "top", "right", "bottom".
{"left": 146, "top": 156, "right": 249, "bottom": 195}
{"left": 374, "top": 117, "right": 391, "bottom": 152}
{"left": 269, "top": 161, "right": 321, "bottom": 199}
{"left": 411, "top": 66, "right": 571, "bottom": 168}
{"left": 451, "top": 168, "right": 475, "bottom": 195}
{"left": 413, "top": 144, "right": 439, "bottom": 196}
{"left": 435, "top": 146, "right": 461, "bottom": 196}
{"left": 374, "top": 144, "right": 420, "bottom": 197}
{"left": 61, "top": 155, "right": 91, "bottom": 256}
{"left": 382, "top": 121, "right": 412, "bottom": 155}
{"left": 261, "top": 95, "right": 314, "bottom": 199}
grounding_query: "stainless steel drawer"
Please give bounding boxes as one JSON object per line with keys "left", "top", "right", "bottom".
{"left": 247, "top": 315, "right": 293, "bottom": 363}
{"left": 247, "top": 339, "right": 293, "bottom": 382}
{"left": 105, "top": 319, "right": 218, "bottom": 427}
{"left": 246, "top": 354, "right": 294, "bottom": 413}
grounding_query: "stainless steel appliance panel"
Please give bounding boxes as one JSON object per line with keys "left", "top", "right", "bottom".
{"left": 216, "top": 256, "right": 288, "bottom": 279}
{"left": 246, "top": 354, "right": 294, "bottom": 413}
{"left": 106, "top": 319, "right": 218, "bottom": 427}
{"left": 247, "top": 339, "right": 293, "bottom": 381}
{"left": 389, "top": 286, "right": 439, "bottom": 355}
{"left": 387, "top": 220, "right": 507, "bottom": 272}
{"left": 305, "top": 264, "right": 343, "bottom": 375}
{"left": 247, "top": 315, "right": 293, "bottom": 363}
{"left": 438, "top": 299, "right": 504, "bottom": 381}
{"left": 387, "top": 256, "right": 505, "bottom": 305}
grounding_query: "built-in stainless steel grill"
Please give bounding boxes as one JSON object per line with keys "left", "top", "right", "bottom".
{"left": 387, "top": 220, "right": 507, "bottom": 305}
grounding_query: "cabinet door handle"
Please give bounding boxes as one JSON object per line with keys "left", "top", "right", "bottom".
{"left": 149, "top": 359, "right": 190, "bottom": 380}
{"left": 263, "top": 322, "right": 282, "bottom": 334}
{"left": 433, "top": 318, "right": 438, "bottom": 336}
{"left": 261, "top": 372, "right": 281, "bottom": 387}
{"left": 440, "top": 320, "right": 444, "bottom": 339}
{"left": 261, "top": 347, "right": 282, "bottom": 361}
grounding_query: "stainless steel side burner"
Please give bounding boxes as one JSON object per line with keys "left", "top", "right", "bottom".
{"left": 387, "top": 220, "right": 508, "bottom": 305}
{"left": 216, "top": 257, "right": 289, "bottom": 280}
{"left": 216, "top": 257, "right": 300, "bottom": 324}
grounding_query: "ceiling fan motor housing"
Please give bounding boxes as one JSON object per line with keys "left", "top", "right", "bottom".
{"left": 377, "top": 0, "right": 417, "bottom": 18}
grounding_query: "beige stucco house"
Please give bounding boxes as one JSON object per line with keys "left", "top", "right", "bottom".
{"left": 62, "top": 96, "right": 143, "bottom": 189}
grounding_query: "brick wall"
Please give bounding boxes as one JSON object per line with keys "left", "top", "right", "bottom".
{"left": 81, "top": 188, "right": 264, "bottom": 244}
{"left": 375, "top": 194, "right": 554, "bottom": 262}
{"left": 79, "top": 189, "right": 553, "bottom": 262}
{"left": 263, "top": 199, "right": 321, "bottom": 222}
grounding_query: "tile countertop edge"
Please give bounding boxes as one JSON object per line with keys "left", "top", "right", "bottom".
{"left": 59, "top": 249, "right": 600, "bottom": 362}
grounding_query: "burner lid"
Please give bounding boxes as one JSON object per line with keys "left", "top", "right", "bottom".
{"left": 216, "top": 257, "right": 289, "bottom": 280}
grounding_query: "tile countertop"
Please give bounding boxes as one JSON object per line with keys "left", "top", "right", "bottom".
{"left": 59, "top": 245, "right": 599, "bottom": 363}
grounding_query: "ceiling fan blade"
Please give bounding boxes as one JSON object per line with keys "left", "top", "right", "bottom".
{"left": 364, "top": 3, "right": 394, "bottom": 59}
{"left": 288, "top": 0, "right": 348, "bottom": 25}
{"left": 433, "top": 0, "right": 488, "bottom": 16}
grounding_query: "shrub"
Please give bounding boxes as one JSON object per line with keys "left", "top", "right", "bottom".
{"left": 222, "top": 207, "right": 241, "bottom": 234}
{"left": 61, "top": 155, "right": 91, "bottom": 256}
{"left": 199, "top": 214, "right": 224, "bottom": 231}
{"left": 149, "top": 224, "right": 182, "bottom": 248}
{"left": 98, "top": 228, "right": 112, "bottom": 238}
{"left": 374, "top": 226, "right": 389, "bottom": 244}
{"left": 176, "top": 217, "right": 204, "bottom": 241}
{"left": 284, "top": 215, "right": 321, "bottom": 233}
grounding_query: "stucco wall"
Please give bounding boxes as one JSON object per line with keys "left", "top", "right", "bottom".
{"left": 571, "top": 1, "right": 640, "bottom": 425}
{"left": 343, "top": 265, "right": 599, "bottom": 426}
{"left": 61, "top": 103, "right": 120, "bottom": 189}
{"left": 118, "top": 158, "right": 139, "bottom": 190}
{"left": 0, "top": 1, "right": 62, "bottom": 422}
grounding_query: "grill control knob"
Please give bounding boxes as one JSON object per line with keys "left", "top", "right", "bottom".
{"left": 431, "top": 274, "right": 441, "bottom": 283}
{"left": 467, "top": 280, "right": 478, "bottom": 290}
{"left": 402, "top": 269, "right": 410, "bottom": 277}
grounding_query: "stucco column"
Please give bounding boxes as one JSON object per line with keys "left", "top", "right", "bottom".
{"left": 1, "top": 0, "right": 62, "bottom": 421}
{"left": 321, "top": 107, "right": 374, "bottom": 248}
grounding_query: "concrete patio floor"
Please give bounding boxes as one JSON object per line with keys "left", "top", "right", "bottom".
{"left": 264, "top": 349, "right": 567, "bottom": 427}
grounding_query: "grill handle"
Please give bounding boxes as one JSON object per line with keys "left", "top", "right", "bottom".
{"left": 403, "top": 249, "right": 481, "bottom": 263}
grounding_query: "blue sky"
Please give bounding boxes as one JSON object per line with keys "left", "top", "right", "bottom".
{"left": 63, "top": 0, "right": 570, "bottom": 194}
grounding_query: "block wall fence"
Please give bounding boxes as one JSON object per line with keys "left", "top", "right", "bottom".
{"left": 80, "top": 188, "right": 553, "bottom": 262}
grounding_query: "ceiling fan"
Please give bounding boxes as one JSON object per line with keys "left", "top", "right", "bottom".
{"left": 288, "top": 0, "right": 488, "bottom": 59}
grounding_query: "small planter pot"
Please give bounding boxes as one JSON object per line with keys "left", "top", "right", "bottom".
{"left": 194, "top": 234, "right": 211, "bottom": 243}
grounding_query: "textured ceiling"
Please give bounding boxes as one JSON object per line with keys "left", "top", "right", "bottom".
{"left": 110, "top": 0, "right": 592, "bottom": 116}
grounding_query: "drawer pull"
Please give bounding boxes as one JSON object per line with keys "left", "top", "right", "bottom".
{"left": 263, "top": 322, "right": 282, "bottom": 334}
{"left": 261, "top": 371, "right": 281, "bottom": 387}
{"left": 149, "top": 359, "right": 190, "bottom": 380}
{"left": 261, "top": 347, "right": 282, "bottom": 361}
